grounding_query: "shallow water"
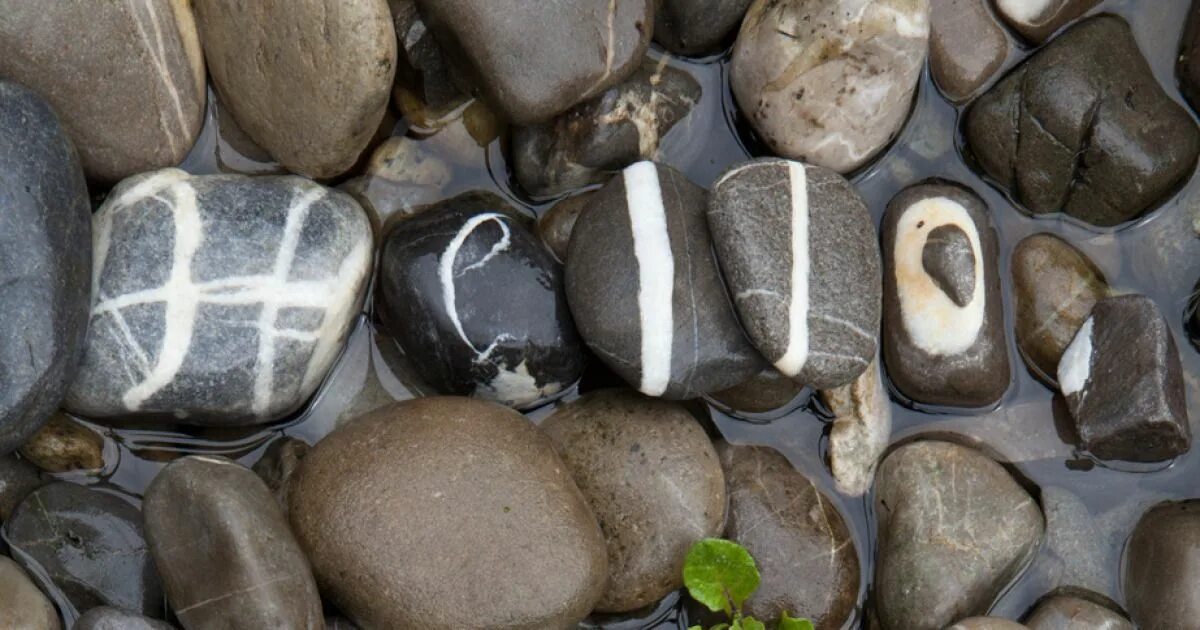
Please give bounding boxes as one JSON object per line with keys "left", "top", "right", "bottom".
{"left": 59, "top": 0, "right": 1200, "bottom": 626}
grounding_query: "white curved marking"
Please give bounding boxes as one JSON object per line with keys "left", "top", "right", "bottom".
{"left": 996, "top": 0, "right": 1056, "bottom": 24}
{"left": 438, "top": 213, "right": 512, "bottom": 357}
{"left": 1058, "top": 316, "right": 1094, "bottom": 396}
{"left": 774, "top": 161, "right": 810, "bottom": 377}
{"left": 625, "top": 162, "right": 674, "bottom": 397}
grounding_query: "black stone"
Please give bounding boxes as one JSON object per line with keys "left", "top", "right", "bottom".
{"left": 922, "top": 225, "right": 975, "bottom": 308}
{"left": 654, "top": 0, "right": 752, "bottom": 55}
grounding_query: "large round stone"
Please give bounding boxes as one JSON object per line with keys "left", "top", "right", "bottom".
{"left": 1125, "top": 500, "right": 1200, "bottom": 628}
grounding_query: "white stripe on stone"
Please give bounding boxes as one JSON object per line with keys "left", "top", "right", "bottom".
{"left": 439, "top": 213, "right": 512, "bottom": 358}
{"left": 774, "top": 161, "right": 811, "bottom": 377}
{"left": 624, "top": 162, "right": 675, "bottom": 397}
{"left": 995, "top": 0, "right": 1056, "bottom": 24}
{"left": 1058, "top": 316, "right": 1094, "bottom": 396}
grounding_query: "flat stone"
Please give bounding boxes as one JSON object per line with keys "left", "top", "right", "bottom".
{"left": 251, "top": 437, "right": 310, "bottom": 512}
{"left": 416, "top": 0, "right": 652, "bottom": 124}
{"left": 288, "top": 397, "right": 607, "bottom": 628}
{"left": 655, "top": 0, "right": 752, "bottom": 55}
{"left": 994, "top": 0, "right": 1100, "bottom": 42}
{"left": 1012, "top": 234, "right": 1108, "bottom": 384}
{"left": 0, "top": 82, "right": 91, "bottom": 455}
{"left": 1125, "top": 501, "right": 1200, "bottom": 628}
{"left": 1058, "top": 295, "right": 1189, "bottom": 462}
{"left": 874, "top": 441, "right": 1044, "bottom": 630}
{"left": 965, "top": 16, "right": 1199, "bottom": 227}
{"left": 64, "top": 169, "right": 373, "bottom": 425}
{"left": 4, "top": 482, "right": 162, "bottom": 617}
{"left": 537, "top": 192, "right": 595, "bottom": 263}
{"left": 819, "top": 354, "right": 891, "bottom": 496}
{"left": 1025, "top": 594, "right": 1132, "bottom": 630}
{"left": 881, "top": 181, "right": 1010, "bottom": 407}
{"left": 74, "top": 607, "right": 173, "bottom": 630}
{"left": 18, "top": 413, "right": 105, "bottom": 474}
{"left": 0, "top": 453, "right": 43, "bottom": 521}
{"left": 566, "top": 162, "right": 765, "bottom": 399}
{"left": 708, "top": 158, "right": 880, "bottom": 388}
{"left": 948, "top": 619, "right": 1028, "bottom": 629}
{"left": 717, "top": 442, "right": 860, "bottom": 627}
{"left": 144, "top": 456, "right": 322, "bottom": 629}
{"left": 0, "top": 2, "right": 205, "bottom": 183}
{"left": 0, "top": 556, "right": 60, "bottom": 630}
{"left": 709, "top": 367, "right": 804, "bottom": 416}
{"left": 513, "top": 56, "right": 701, "bottom": 198}
{"left": 375, "top": 194, "right": 583, "bottom": 408}
{"left": 930, "top": 0, "right": 1011, "bottom": 101}
{"left": 193, "top": 0, "right": 396, "bottom": 178}
{"left": 730, "top": 0, "right": 929, "bottom": 173}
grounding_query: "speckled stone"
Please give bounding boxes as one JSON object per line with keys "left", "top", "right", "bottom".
{"left": 709, "top": 367, "right": 804, "bottom": 416}
{"left": 1025, "top": 594, "right": 1132, "bottom": 630}
{"left": 731, "top": 0, "right": 930, "bottom": 173}
{"left": 994, "top": 0, "right": 1100, "bottom": 42}
{"left": 19, "top": 413, "right": 105, "bottom": 474}
{"left": 537, "top": 192, "right": 595, "bottom": 263}
{"left": 1125, "top": 501, "right": 1200, "bottom": 629}
{"left": 0, "top": 453, "right": 43, "bottom": 521}
{"left": 929, "top": 0, "right": 1011, "bottom": 101}
{"left": 966, "top": 16, "right": 1199, "bottom": 227}
{"left": 251, "top": 437, "right": 310, "bottom": 511}
{"left": 707, "top": 158, "right": 880, "bottom": 389}
{"left": 513, "top": 57, "right": 701, "bottom": 198}
{"left": 655, "top": 0, "right": 752, "bottom": 54}
{"left": 819, "top": 354, "right": 891, "bottom": 496}
{"left": 0, "top": 556, "right": 60, "bottom": 630}
{"left": 74, "top": 607, "right": 173, "bottom": 630}
{"left": 717, "top": 442, "right": 860, "bottom": 629}
{"left": 948, "top": 618, "right": 1028, "bottom": 630}
{"left": 874, "top": 441, "right": 1044, "bottom": 630}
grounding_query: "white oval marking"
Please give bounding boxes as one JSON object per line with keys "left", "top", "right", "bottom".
{"left": 1058, "top": 316, "right": 1094, "bottom": 396}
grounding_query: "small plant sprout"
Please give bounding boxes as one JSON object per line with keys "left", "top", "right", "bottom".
{"left": 682, "top": 538, "right": 815, "bottom": 630}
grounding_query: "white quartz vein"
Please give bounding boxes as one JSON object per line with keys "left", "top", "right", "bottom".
{"left": 126, "top": 0, "right": 189, "bottom": 153}
{"left": 774, "top": 161, "right": 810, "bottom": 377}
{"left": 439, "top": 213, "right": 513, "bottom": 360}
{"left": 625, "top": 162, "right": 675, "bottom": 396}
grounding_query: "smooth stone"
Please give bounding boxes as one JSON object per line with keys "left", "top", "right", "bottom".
{"left": 709, "top": 367, "right": 804, "bottom": 416}
{"left": 193, "top": 0, "right": 396, "bottom": 178}
{"left": 73, "top": 608, "right": 173, "bottom": 630}
{"left": 730, "top": 0, "right": 930, "bottom": 173}
{"left": 289, "top": 397, "right": 608, "bottom": 629}
{"left": 19, "top": 414, "right": 105, "bottom": 474}
{"left": 64, "top": 169, "right": 373, "bottom": 425}
{"left": 375, "top": 194, "right": 583, "bottom": 408}
{"left": 0, "top": 2, "right": 205, "bottom": 183}
{"left": 4, "top": 482, "right": 162, "bottom": 616}
{"left": 881, "top": 182, "right": 1010, "bottom": 407}
{"left": 929, "top": 0, "right": 1011, "bottom": 101}
{"left": 819, "top": 354, "right": 891, "bottom": 496}
{"left": 708, "top": 158, "right": 881, "bottom": 388}
{"left": 965, "top": 16, "right": 1199, "bottom": 227}
{"left": 0, "top": 82, "right": 91, "bottom": 455}
{"left": 537, "top": 192, "right": 595, "bottom": 263}
{"left": 1181, "top": 2, "right": 1200, "bottom": 113}
{"left": 144, "top": 456, "right": 322, "bottom": 629}
{"left": 390, "top": 0, "right": 465, "bottom": 114}
{"left": 655, "top": 0, "right": 752, "bottom": 55}
{"left": 251, "top": 437, "right": 310, "bottom": 511}
{"left": 416, "top": 0, "right": 652, "bottom": 124}
{"left": 717, "top": 443, "right": 859, "bottom": 627}
{"left": 565, "top": 162, "right": 765, "bottom": 399}
{"left": 1058, "top": 295, "right": 1189, "bottom": 462}
{"left": 324, "top": 617, "right": 358, "bottom": 630}
{"left": 994, "top": 0, "right": 1100, "bottom": 42}
{"left": 1012, "top": 234, "right": 1108, "bottom": 384}
{"left": 948, "top": 619, "right": 1028, "bottom": 630}
{"left": 874, "top": 441, "right": 1044, "bottom": 630}
{"left": 542, "top": 389, "right": 725, "bottom": 612}
{"left": 513, "top": 56, "right": 701, "bottom": 198}
{"left": 1125, "top": 501, "right": 1200, "bottom": 628}
{"left": 0, "top": 556, "right": 60, "bottom": 630}
{"left": 0, "top": 454, "right": 44, "bottom": 522}
{"left": 1025, "top": 594, "right": 1132, "bottom": 630}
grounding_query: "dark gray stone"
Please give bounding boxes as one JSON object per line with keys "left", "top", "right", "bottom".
{"left": 74, "top": 607, "right": 173, "bottom": 630}
{"left": 0, "top": 453, "right": 44, "bottom": 521}
{"left": 948, "top": 619, "right": 1028, "bottom": 630}
{"left": 324, "top": 617, "right": 358, "bottom": 630}
{"left": 513, "top": 57, "right": 700, "bottom": 198}
{"left": 566, "top": 162, "right": 765, "bottom": 399}
{"left": 389, "top": 0, "right": 465, "bottom": 114}
{"left": 0, "top": 82, "right": 91, "bottom": 455}
{"left": 965, "top": 16, "right": 1199, "bottom": 227}
{"left": 654, "top": 0, "right": 752, "bottom": 55}
{"left": 881, "top": 181, "right": 1010, "bottom": 408}
{"left": 536, "top": 192, "right": 594, "bottom": 263}
{"left": 375, "top": 193, "right": 583, "bottom": 409}
{"left": 1058, "top": 295, "right": 1189, "bottom": 462}
{"left": 1025, "top": 594, "right": 1132, "bottom": 630}
{"left": 874, "top": 441, "right": 1044, "bottom": 630}
{"left": 144, "top": 456, "right": 322, "bottom": 629}
{"left": 3, "top": 482, "right": 162, "bottom": 617}
{"left": 708, "top": 158, "right": 880, "bottom": 389}
{"left": 1125, "top": 501, "right": 1200, "bottom": 629}
{"left": 0, "top": 556, "right": 60, "bottom": 630}
{"left": 64, "top": 170, "right": 373, "bottom": 425}
{"left": 251, "top": 437, "right": 310, "bottom": 511}
{"left": 709, "top": 367, "right": 804, "bottom": 416}
{"left": 993, "top": 0, "right": 1099, "bottom": 43}
{"left": 416, "top": 0, "right": 652, "bottom": 124}
{"left": 1180, "top": 2, "right": 1200, "bottom": 114}
{"left": 929, "top": 0, "right": 1011, "bottom": 102}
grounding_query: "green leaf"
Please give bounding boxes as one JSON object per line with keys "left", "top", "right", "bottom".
{"left": 778, "top": 611, "right": 815, "bottom": 630}
{"left": 740, "top": 617, "right": 766, "bottom": 630}
{"left": 687, "top": 626, "right": 703, "bottom": 630}
{"left": 711, "top": 625, "right": 731, "bottom": 630}
{"left": 682, "top": 538, "right": 761, "bottom": 615}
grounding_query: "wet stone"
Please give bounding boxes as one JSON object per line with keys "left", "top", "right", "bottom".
{"left": 948, "top": 619, "right": 1029, "bottom": 630}
{"left": 709, "top": 367, "right": 804, "bottom": 416}
{"left": 536, "top": 192, "right": 594, "bottom": 263}
{"left": 541, "top": 389, "right": 726, "bottom": 613}
{"left": 325, "top": 617, "right": 358, "bottom": 630}
{"left": 0, "top": 556, "right": 60, "bottom": 630}
{"left": 0, "top": 454, "right": 43, "bottom": 521}
{"left": 338, "top": 135, "right": 452, "bottom": 233}
{"left": 874, "top": 441, "right": 1044, "bottom": 630}
{"left": 1058, "top": 295, "right": 1189, "bottom": 462}
{"left": 1024, "top": 594, "right": 1132, "bottom": 630}
{"left": 565, "top": 162, "right": 765, "bottom": 399}
{"left": 965, "top": 16, "right": 1200, "bottom": 227}
{"left": 513, "top": 57, "right": 701, "bottom": 198}
{"left": 654, "top": 0, "right": 752, "bottom": 55}
{"left": 881, "top": 182, "right": 1010, "bottom": 408}
{"left": 389, "top": 0, "right": 465, "bottom": 114}
{"left": 819, "top": 354, "right": 892, "bottom": 496}
{"left": 1124, "top": 501, "right": 1200, "bottom": 628}
{"left": 1180, "top": 2, "right": 1200, "bottom": 113}
{"left": 929, "top": 0, "right": 1012, "bottom": 101}
{"left": 731, "top": 0, "right": 930, "bottom": 173}
{"left": 251, "top": 437, "right": 310, "bottom": 511}
{"left": 994, "top": 0, "right": 1101, "bottom": 43}
{"left": 707, "top": 159, "right": 881, "bottom": 389}
{"left": 74, "top": 607, "right": 173, "bottom": 630}
{"left": 19, "top": 414, "right": 105, "bottom": 474}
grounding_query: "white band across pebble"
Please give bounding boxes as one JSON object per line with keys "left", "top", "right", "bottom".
{"left": 624, "top": 162, "right": 675, "bottom": 397}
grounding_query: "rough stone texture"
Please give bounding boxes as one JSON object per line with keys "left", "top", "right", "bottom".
{"left": 537, "top": 192, "right": 594, "bottom": 263}
{"left": 874, "top": 441, "right": 1044, "bottom": 630}
{"left": 566, "top": 162, "right": 765, "bottom": 399}
{"left": 144, "top": 456, "right": 322, "bottom": 629}
{"left": 1025, "top": 594, "right": 1132, "bottom": 630}
{"left": 655, "top": 0, "right": 752, "bottom": 54}
{"left": 65, "top": 169, "right": 373, "bottom": 425}
{"left": 375, "top": 194, "right": 583, "bottom": 409}
{"left": 541, "top": 389, "right": 726, "bottom": 612}
{"left": 4, "top": 482, "right": 162, "bottom": 617}
{"left": 251, "top": 437, "right": 310, "bottom": 511}
{"left": 390, "top": 0, "right": 465, "bottom": 114}
{"left": 965, "top": 16, "right": 1199, "bottom": 227}
{"left": 1012, "top": 234, "right": 1108, "bottom": 384}
{"left": 717, "top": 442, "right": 859, "bottom": 629}
{"left": 994, "top": 0, "right": 1100, "bottom": 42}
{"left": 0, "top": 556, "right": 60, "bottom": 630}
{"left": 709, "top": 367, "right": 804, "bottom": 415}
{"left": 193, "top": 0, "right": 396, "bottom": 178}
{"left": 0, "top": 454, "right": 43, "bottom": 521}
{"left": 881, "top": 182, "right": 1010, "bottom": 408}
{"left": 948, "top": 619, "right": 1028, "bottom": 630}
{"left": 1059, "top": 295, "right": 1189, "bottom": 462}
{"left": 0, "top": 2, "right": 205, "bottom": 183}
{"left": 819, "top": 354, "right": 891, "bottom": 496}
{"left": 19, "top": 414, "right": 105, "bottom": 474}
{"left": 708, "top": 158, "right": 881, "bottom": 388}
{"left": 929, "top": 0, "right": 1011, "bottom": 101}
{"left": 416, "top": 0, "right": 653, "bottom": 124}
{"left": 0, "top": 82, "right": 91, "bottom": 455}
{"left": 289, "top": 397, "right": 608, "bottom": 629}
{"left": 513, "top": 57, "right": 701, "bottom": 198}
{"left": 1125, "top": 501, "right": 1200, "bottom": 629}
{"left": 74, "top": 608, "right": 173, "bottom": 630}
{"left": 731, "top": 0, "right": 930, "bottom": 173}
